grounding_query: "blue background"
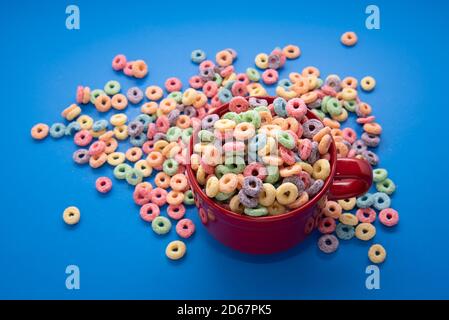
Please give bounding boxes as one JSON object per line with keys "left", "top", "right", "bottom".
{"left": 1, "top": 0, "right": 448, "bottom": 299}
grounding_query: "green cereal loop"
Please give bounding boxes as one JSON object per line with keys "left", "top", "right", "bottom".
{"left": 183, "top": 190, "right": 195, "bottom": 205}
{"left": 226, "top": 162, "right": 245, "bottom": 174}
{"left": 326, "top": 98, "right": 343, "bottom": 117}
{"left": 215, "top": 191, "right": 235, "bottom": 202}
{"left": 125, "top": 168, "right": 143, "bottom": 185}
{"left": 343, "top": 100, "right": 357, "bottom": 112}
{"left": 167, "top": 126, "right": 182, "bottom": 142}
{"left": 320, "top": 95, "right": 331, "bottom": 114}
{"left": 181, "top": 128, "right": 193, "bottom": 144}
{"left": 254, "top": 106, "right": 269, "bottom": 113}
{"left": 310, "top": 109, "right": 325, "bottom": 120}
{"left": 241, "top": 110, "right": 261, "bottom": 128}
{"left": 198, "top": 130, "right": 215, "bottom": 143}
{"left": 277, "top": 131, "right": 295, "bottom": 149}
{"left": 104, "top": 80, "right": 121, "bottom": 95}
{"left": 114, "top": 163, "right": 132, "bottom": 180}
{"left": 215, "top": 165, "right": 232, "bottom": 179}
{"left": 213, "top": 73, "right": 223, "bottom": 86}
{"left": 244, "top": 206, "right": 268, "bottom": 217}
{"left": 168, "top": 91, "right": 182, "bottom": 103}
{"left": 264, "top": 165, "right": 280, "bottom": 184}
{"left": 373, "top": 168, "right": 388, "bottom": 183}
{"left": 90, "top": 89, "right": 105, "bottom": 104}
{"left": 376, "top": 178, "right": 396, "bottom": 195}
{"left": 223, "top": 112, "right": 242, "bottom": 124}
{"left": 163, "top": 159, "right": 179, "bottom": 176}
{"left": 246, "top": 67, "right": 260, "bottom": 82}
{"left": 151, "top": 216, "right": 172, "bottom": 235}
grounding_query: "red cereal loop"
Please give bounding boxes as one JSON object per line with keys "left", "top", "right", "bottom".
{"left": 96, "top": 177, "right": 112, "bottom": 194}
{"left": 356, "top": 208, "right": 377, "bottom": 223}
{"left": 229, "top": 96, "right": 249, "bottom": 114}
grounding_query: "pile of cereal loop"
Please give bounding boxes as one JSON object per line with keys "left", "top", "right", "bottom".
{"left": 31, "top": 35, "right": 398, "bottom": 263}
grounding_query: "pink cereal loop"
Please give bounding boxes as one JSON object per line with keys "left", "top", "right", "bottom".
{"left": 342, "top": 127, "right": 357, "bottom": 144}
{"left": 299, "top": 139, "right": 312, "bottom": 160}
{"left": 123, "top": 61, "right": 134, "bottom": 76}
{"left": 356, "top": 116, "right": 376, "bottom": 124}
{"left": 189, "top": 76, "right": 204, "bottom": 89}
{"left": 176, "top": 218, "right": 196, "bottom": 238}
{"left": 167, "top": 204, "right": 186, "bottom": 220}
{"left": 140, "top": 203, "right": 160, "bottom": 222}
{"left": 112, "top": 54, "right": 127, "bottom": 71}
{"left": 379, "top": 208, "right": 399, "bottom": 227}
{"left": 96, "top": 177, "right": 112, "bottom": 193}
{"left": 150, "top": 188, "right": 168, "bottom": 206}
{"left": 356, "top": 208, "right": 377, "bottom": 223}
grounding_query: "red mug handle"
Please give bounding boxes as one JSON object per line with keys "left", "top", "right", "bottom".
{"left": 328, "top": 158, "right": 373, "bottom": 200}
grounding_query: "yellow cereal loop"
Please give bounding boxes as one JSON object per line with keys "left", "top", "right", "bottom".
{"left": 165, "top": 240, "right": 186, "bottom": 260}
{"left": 355, "top": 223, "right": 376, "bottom": 241}
{"left": 361, "top": 76, "right": 376, "bottom": 92}
{"left": 107, "top": 152, "right": 125, "bottom": 166}
{"left": 63, "top": 206, "right": 80, "bottom": 225}
{"left": 77, "top": 115, "right": 93, "bottom": 130}
{"left": 368, "top": 244, "right": 387, "bottom": 264}
{"left": 339, "top": 213, "right": 359, "bottom": 226}
{"left": 258, "top": 183, "right": 276, "bottom": 207}
{"left": 113, "top": 125, "right": 128, "bottom": 140}
{"left": 110, "top": 113, "right": 127, "bottom": 126}
{"left": 255, "top": 53, "right": 269, "bottom": 69}
{"left": 338, "top": 198, "right": 356, "bottom": 211}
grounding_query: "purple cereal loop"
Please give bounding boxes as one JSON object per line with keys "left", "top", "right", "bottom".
{"left": 361, "top": 132, "right": 380, "bottom": 147}
{"left": 318, "top": 234, "right": 339, "bottom": 253}
{"left": 201, "top": 114, "right": 219, "bottom": 130}
{"left": 351, "top": 139, "right": 367, "bottom": 155}
{"left": 307, "top": 99, "right": 322, "bottom": 109}
{"left": 242, "top": 176, "right": 263, "bottom": 197}
{"left": 283, "top": 176, "right": 305, "bottom": 193}
{"left": 307, "top": 179, "right": 324, "bottom": 197}
{"left": 324, "top": 75, "right": 342, "bottom": 92}
{"left": 127, "top": 86, "right": 144, "bottom": 104}
{"left": 238, "top": 189, "right": 259, "bottom": 208}
{"left": 362, "top": 150, "right": 379, "bottom": 166}
{"left": 200, "top": 67, "right": 215, "bottom": 81}
{"left": 153, "top": 133, "right": 167, "bottom": 142}
{"left": 176, "top": 104, "right": 185, "bottom": 112}
{"left": 168, "top": 109, "right": 181, "bottom": 125}
{"left": 249, "top": 97, "right": 268, "bottom": 107}
{"left": 184, "top": 106, "right": 197, "bottom": 118}
{"left": 302, "top": 119, "right": 324, "bottom": 138}
{"left": 73, "top": 149, "right": 90, "bottom": 164}
{"left": 127, "top": 120, "right": 144, "bottom": 137}
{"left": 268, "top": 53, "right": 281, "bottom": 69}
{"left": 307, "top": 141, "right": 320, "bottom": 164}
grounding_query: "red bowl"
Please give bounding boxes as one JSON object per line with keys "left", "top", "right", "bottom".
{"left": 186, "top": 96, "right": 372, "bottom": 254}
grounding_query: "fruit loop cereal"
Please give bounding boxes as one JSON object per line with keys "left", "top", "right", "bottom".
{"left": 31, "top": 39, "right": 398, "bottom": 262}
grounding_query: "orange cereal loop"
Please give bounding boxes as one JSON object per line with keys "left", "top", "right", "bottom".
{"left": 141, "top": 102, "right": 158, "bottom": 115}
{"left": 167, "top": 190, "right": 184, "bottom": 205}
{"left": 216, "top": 50, "right": 233, "bottom": 67}
{"left": 94, "top": 95, "right": 112, "bottom": 112}
{"left": 335, "top": 142, "right": 349, "bottom": 158}
{"left": 291, "top": 78, "right": 309, "bottom": 95}
{"left": 302, "top": 66, "right": 320, "bottom": 78}
{"left": 193, "top": 93, "right": 207, "bottom": 109}
{"left": 342, "top": 77, "right": 358, "bottom": 89}
{"left": 341, "top": 31, "right": 358, "bottom": 47}
{"left": 89, "top": 152, "right": 107, "bottom": 168}
{"left": 31, "top": 123, "right": 49, "bottom": 140}
{"left": 61, "top": 104, "right": 81, "bottom": 121}
{"left": 159, "top": 98, "right": 177, "bottom": 114}
{"left": 363, "top": 122, "right": 382, "bottom": 135}
{"left": 125, "top": 147, "right": 143, "bottom": 162}
{"left": 145, "top": 86, "right": 163, "bottom": 101}
{"left": 170, "top": 173, "right": 188, "bottom": 191}
{"left": 289, "top": 72, "right": 302, "bottom": 84}
{"left": 132, "top": 60, "right": 148, "bottom": 79}
{"left": 155, "top": 172, "right": 171, "bottom": 189}
{"left": 176, "top": 115, "right": 191, "bottom": 129}
{"left": 111, "top": 94, "right": 128, "bottom": 110}
{"left": 282, "top": 45, "right": 301, "bottom": 59}
{"left": 301, "top": 91, "right": 318, "bottom": 104}
{"left": 104, "top": 138, "right": 118, "bottom": 154}
{"left": 322, "top": 118, "right": 341, "bottom": 129}
{"left": 99, "top": 130, "right": 114, "bottom": 141}
{"left": 358, "top": 102, "right": 372, "bottom": 117}
{"left": 147, "top": 151, "right": 164, "bottom": 167}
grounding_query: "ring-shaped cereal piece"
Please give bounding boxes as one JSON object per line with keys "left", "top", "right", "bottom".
{"left": 361, "top": 76, "right": 376, "bottom": 92}
{"left": 379, "top": 208, "right": 399, "bottom": 227}
{"left": 77, "top": 115, "right": 94, "bottom": 130}
{"left": 112, "top": 54, "right": 127, "bottom": 71}
{"left": 312, "top": 159, "right": 331, "bottom": 180}
{"left": 147, "top": 151, "right": 164, "bottom": 168}
{"left": 74, "top": 130, "right": 93, "bottom": 147}
{"left": 110, "top": 113, "right": 127, "bottom": 127}
{"left": 89, "top": 140, "right": 106, "bottom": 156}
{"left": 63, "top": 206, "right": 80, "bottom": 225}
{"left": 167, "top": 204, "right": 186, "bottom": 220}
{"left": 96, "top": 177, "right": 112, "bottom": 193}
{"left": 94, "top": 95, "right": 112, "bottom": 112}
{"left": 152, "top": 216, "right": 172, "bottom": 235}
{"left": 338, "top": 198, "right": 356, "bottom": 211}
{"left": 153, "top": 172, "right": 170, "bottom": 189}
{"left": 111, "top": 93, "right": 128, "bottom": 110}
{"left": 341, "top": 31, "right": 358, "bottom": 46}
{"left": 107, "top": 152, "right": 125, "bottom": 166}
{"left": 140, "top": 203, "right": 160, "bottom": 222}
{"left": 363, "top": 122, "right": 382, "bottom": 135}
{"left": 356, "top": 208, "right": 377, "bottom": 224}
{"left": 368, "top": 244, "right": 386, "bottom": 264}
{"left": 275, "top": 182, "right": 298, "bottom": 205}
{"left": 31, "top": 123, "right": 49, "bottom": 140}
{"left": 234, "top": 122, "right": 255, "bottom": 140}
{"left": 132, "top": 60, "right": 148, "bottom": 78}
{"left": 318, "top": 217, "right": 337, "bottom": 234}
{"left": 255, "top": 53, "right": 269, "bottom": 69}
{"left": 229, "top": 195, "right": 245, "bottom": 213}
{"left": 125, "top": 147, "right": 143, "bottom": 162}
{"left": 176, "top": 218, "right": 196, "bottom": 238}
{"left": 165, "top": 77, "right": 182, "bottom": 92}
{"left": 134, "top": 159, "right": 152, "bottom": 177}
{"left": 150, "top": 187, "right": 168, "bottom": 206}
{"left": 282, "top": 45, "right": 301, "bottom": 59}
{"left": 302, "top": 66, "right": 320, "bottom": 78}
{"left": 339, "top": 213, "right": 359, "bottom": 226}
{"left": 165, "top": 240, "right": 186, "bottom": 260}
{"left": 322, "top": 201, "right": 342, "bottom": 219}
{"left": 216, "top": 50, "right": 233, "bottom": 67}
{"left": 355, "top": 223, "right": 376, "bottom": 241}
{"left": 262, "top": 69, "right": 279, "bottom": 85}
{"left": 167, "top": 190, "right": 184, "bottom": 206}
{"left": 89, "top": 152, "right": 107, "bottom": 168}
{"left": 219, "top": 173, "right": 238, "bottom": 193}
{"left": 170, "top": 173, "right": 188, "bottom": 191}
